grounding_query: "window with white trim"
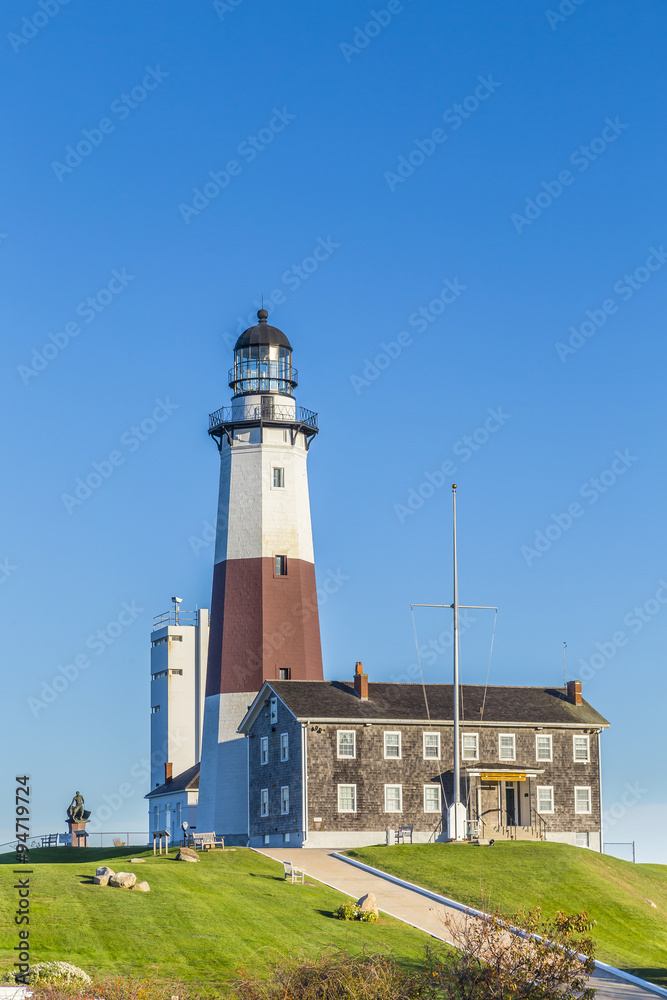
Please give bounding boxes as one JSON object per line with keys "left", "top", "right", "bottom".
{"left": 280, "top": 733, "right": 289, "bottom": 761}
{"left": 260, "top": 736, "right": 268, "bottom": 764}
{"left": 575, "top": 786, "right": 592, "bottom": 814}
{"left": 462, "top": 733, "right": 478, "bottom": 760}
{"left": 575, "top": 832, "right": 590, "bottom": 848}
{"left": 384, "top": 732, "right": 401, "bottom": 759}
{"left": 272, "top": 467, "right": 285, "bottom": 488}
{"left": 536, "top": 734, "right": 552, "bottom": 761}
{"left": 536, "top": 786, "right": 554, "bottom": 814}
{"left": 499, "top": 733, "right": 516, "bottom": 761}
{"left": 337, "top": 730, "right": 356, "bottom": 758}
{"left": 573, "top": 735, "right": 590, "bottom": 762}
{"left": 384, "top": 784, "right": 402, "bottom": 812}
{"left": 260, "top": 788, "right": 269, "bottom": 817}
{"left": 338, "top": 784, "right": 356, "bottom": 812}
{"left": 424, "top": 785, "right": 441, "bottom": 813}
{"left": 423, "top": 733, "right": 440, "bottom": 759}
{"left": 281, "top": 786, "right": 289, "bottom": 815}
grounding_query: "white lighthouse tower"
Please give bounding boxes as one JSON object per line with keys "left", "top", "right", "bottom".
{"left": 196, "top": 309, "right": 323, "bottom": 840}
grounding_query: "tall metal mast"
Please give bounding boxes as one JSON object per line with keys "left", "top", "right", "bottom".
{"left": 452, "top": 485, "right": 460, "bottom": 810}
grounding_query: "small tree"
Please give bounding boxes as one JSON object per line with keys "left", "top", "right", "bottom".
{"left": 426, "top": 907, "right": 597, "bottom": 1000}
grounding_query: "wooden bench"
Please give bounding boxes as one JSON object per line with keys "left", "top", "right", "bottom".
{"left": 282, "top": 860, "right": 305, "bottom": 883}
{"left": 41, "top": 834, "right": 58, "bottom": 847}
{"left": 192, "top": 832, "right": 224, "bottom": 851}
{"left": 395, "top": 825, "right": 414, "bottom": 844}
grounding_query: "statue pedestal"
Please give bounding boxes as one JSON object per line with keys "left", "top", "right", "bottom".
{"left": 67, "top": 820, "right": 88, "bottom": 847}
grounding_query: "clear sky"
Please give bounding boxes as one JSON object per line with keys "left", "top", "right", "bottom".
{"left": 2, "top": 0, "right": 666, "bottom": 863}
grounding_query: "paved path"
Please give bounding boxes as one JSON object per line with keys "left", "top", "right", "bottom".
{"left": 257, "top": 847, "right": 664, "bottom": 1000}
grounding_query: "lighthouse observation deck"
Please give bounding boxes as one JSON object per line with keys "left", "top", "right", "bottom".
{"left": 208, "top": 399, "right": 318, "bottom": 449}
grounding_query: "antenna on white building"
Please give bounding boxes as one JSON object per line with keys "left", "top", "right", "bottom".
{"left": 172, "top": 596, "right": 182, "bottom": 624}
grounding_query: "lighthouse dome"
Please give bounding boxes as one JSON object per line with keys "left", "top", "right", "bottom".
{"left": 234, "top": 309, "right": 292, "bottom": 351}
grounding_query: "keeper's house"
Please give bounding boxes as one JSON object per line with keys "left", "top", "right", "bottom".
{"left": 238, "top": 664, "right": 609, "bottom": 850}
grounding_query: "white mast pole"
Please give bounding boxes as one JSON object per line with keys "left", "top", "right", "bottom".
{"left": 452, "top": 484, "right": 460, "bottom": 815}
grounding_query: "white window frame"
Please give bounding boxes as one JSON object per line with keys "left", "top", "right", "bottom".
{"left": 337, "top": 783, "right": 357, "bottom": 813}
{"left": 260, "top": 736, "right": 268, "bottom": 765}
{"left": 424, "top": 784, "right": 442, "bottom": 813}
{"left": 280, "top": 732, "right": 289, "bottom": 762}
{"left": 270, "top": 697, "right": 278, "bottom": 724}
{"left": 575, "top": 831, "right": 590, "bottom": 848}
{"left": 280, "top": 785, "right": 289, "bottom": 815}
{"left": 498, "top": 733, "right": 516, "bottom": 761}
{"left": 573, "top": 734, "right": 590, "bottom": 762}
{"left": 272, "top": 466, "right": 285, "bottom": 489}
{"left": 337, "top": 730, "right": 356, "bottom": 759}
{"left": 574, "top": 786, "right": 592, "bottom": 814}
{"left": 423, "top": 732, "right": 441, "bottom": 759}
{"left": 461, "top": 733, "right": 479, "bottom": 761}
{"left": 384, "top": 784, "right": 403, "bottom": 813}
{"left": 535, "top": 734, "right": 553, "bottom": 762}
{"left": 536, "top": 785, "right": 554, "bottom": 814}
{"left": 260, "top": 788, "right": 269, "bottom": 817}
{"left": 384, "top": 731, "right": 402, "bottom": 759}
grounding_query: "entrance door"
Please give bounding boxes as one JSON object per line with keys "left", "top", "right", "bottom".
{"left": 505, "top": 783, "right": 516, "bottom": 826}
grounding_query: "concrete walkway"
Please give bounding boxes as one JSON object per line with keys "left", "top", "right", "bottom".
{"left": 257, "top": 847, "right": 665, "bottom": 1000}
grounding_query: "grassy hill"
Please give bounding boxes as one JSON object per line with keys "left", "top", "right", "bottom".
{"left": 0, "top": 847, "right": 430, "bottom": 989}
{"left": 345, "top": 841, "right": 667, "bottom": 988}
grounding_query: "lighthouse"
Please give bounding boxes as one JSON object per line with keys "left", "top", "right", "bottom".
{"left": 196, "top": 309, "right": 324, "bottom": 839}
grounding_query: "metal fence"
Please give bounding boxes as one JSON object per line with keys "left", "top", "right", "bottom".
{"left": 603, "top": 840, "right": 636, "bottom": 863}
{"left": 0, "top": 832, "right": 149, "bottom": 852}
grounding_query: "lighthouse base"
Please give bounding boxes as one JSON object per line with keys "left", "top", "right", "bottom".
{"left": 197, "top": 692, "right": 254, "bottom": 840}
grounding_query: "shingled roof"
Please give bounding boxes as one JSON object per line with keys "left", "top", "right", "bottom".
{"left": 145, "top": 762, "right": 200, "bottom": 799}
{"left": 248, "top": 681, "right": 609, "bottom": 728}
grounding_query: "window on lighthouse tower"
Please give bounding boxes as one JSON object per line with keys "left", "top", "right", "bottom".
{"left": 275, "top": 555, "right": 288, "bottom": 576}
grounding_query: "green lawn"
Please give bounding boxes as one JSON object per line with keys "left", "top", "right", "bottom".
{"left": 345, "top": 841, "right": 667, "bottom": 988}
{"left": 0, "top": 847, "right": 431, "bottom": 989}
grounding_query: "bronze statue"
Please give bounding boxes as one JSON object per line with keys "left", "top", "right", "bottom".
{"left": 67, "top": 791, "right": 89, "bottom": 823}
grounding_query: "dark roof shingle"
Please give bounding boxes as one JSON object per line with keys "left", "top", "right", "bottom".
{"left": 145, "top": 762, "right": 200, "bottom": 799}
{"left": 266, "top": 681, "right": 609, "bottom": 727}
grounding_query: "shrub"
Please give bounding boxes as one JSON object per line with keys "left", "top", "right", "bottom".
{"left": 4, "top": 962, "right": 92, "bottom": 986}
{"left": 233, "top": 950, "right": 422, "bottom": 1000}
{"left": 113, "top": 838, "right": 126, "bottom": 847}
{"left": 333, "top": 901, "right": 378, "bottom": 921}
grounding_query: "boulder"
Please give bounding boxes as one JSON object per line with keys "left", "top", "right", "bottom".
{"left": 130, "top": 858, "right": 145, "bottom": 863}
{"left": 645, "top": 898, "right": 657, "bottom": 908}
{"left": 109, "top": 872, "right": 137, "bottom": 889}
{"left": 93, "top": 875, "right": 110, "bottom": 886}
{"left": 176, "top": 847, "right": 199, "bottom": 863}
{"left": 131, "top": 881, "right": 150, "bottom": 892}
{"left": 95, "top": 866, "right": 115, "bottom": 877}
{"left": 357, "top": 892, "right": 379, "bottom": 917}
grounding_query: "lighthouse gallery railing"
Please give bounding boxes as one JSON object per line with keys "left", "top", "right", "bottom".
{"left": 209, "top": 402, "right": 318, "bottom": 432}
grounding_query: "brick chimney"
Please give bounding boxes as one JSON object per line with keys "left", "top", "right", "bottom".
{"left": 566, "top": 680, "right": 582, "bottom": 706}
{"left": 354, "top": 661, "right": 368, "bottom": 700}
{"left": 165, "top": 762, "right": 173, "bottom": 784}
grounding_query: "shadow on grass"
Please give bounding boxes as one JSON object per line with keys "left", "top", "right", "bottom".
{"left": 622, "top": 969, "right": 667, "bottom": 990}
{"left": 248, "top": 872, "right": 284, "bottom": 882}
{"left": 0, "top": 847, "right": 152, "bottom": 866}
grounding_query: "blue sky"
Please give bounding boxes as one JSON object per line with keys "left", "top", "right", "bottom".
{"left": 1, "top": 0, "right": 666, "bottom": 863}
